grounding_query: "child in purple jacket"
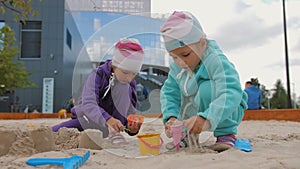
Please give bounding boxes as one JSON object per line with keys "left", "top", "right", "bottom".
{"left": 52, "top": 38, "right": 144, "bottom": 142}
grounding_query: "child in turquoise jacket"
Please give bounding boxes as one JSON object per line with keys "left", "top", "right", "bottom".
{"left": 160, "top": 11, "right": 248, "bottom": 151}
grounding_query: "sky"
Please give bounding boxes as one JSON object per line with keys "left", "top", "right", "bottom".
{"left": 151, "top": 0, "right": 300, "bottom": 100}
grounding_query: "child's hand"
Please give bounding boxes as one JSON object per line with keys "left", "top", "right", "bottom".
{"left": 106, "top": 117, "right": 125, "bottom": 132}
{"left": 183, "top": 116, "right": 210, "bottom": 134}
{"left": 164, "top": 117, "right": 177, "bottom": 138}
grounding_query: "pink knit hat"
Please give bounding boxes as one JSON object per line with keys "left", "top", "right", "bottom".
{"left": 160, "top": 11, "right": 205, "bottom": 51}
{"left": 112, "top": 37, "right": 144, "bottom": 72}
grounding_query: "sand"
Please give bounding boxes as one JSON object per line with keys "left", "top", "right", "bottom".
{"left": 0, "top": 118, "right": 300, "bottom": 169}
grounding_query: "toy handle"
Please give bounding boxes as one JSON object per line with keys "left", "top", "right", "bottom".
{"left": 138, "top": 137, "right": 164, "bottom": 149}
{"left": 26, "top": 158, "right": 66, "bottom": 166}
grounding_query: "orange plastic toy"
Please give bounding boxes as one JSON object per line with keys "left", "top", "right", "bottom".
{"left": 127, "top": 114, "right": 144, "bottom": 126}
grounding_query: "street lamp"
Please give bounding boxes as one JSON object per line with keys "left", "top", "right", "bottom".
{"left": 268, "top": 88, "right": 277, "bottom": 109}
{"left": 282, "top": 0, "right": 292, "bottom": 108}
{"left": 267, "top": 90, "right": 271, "bottom": 110}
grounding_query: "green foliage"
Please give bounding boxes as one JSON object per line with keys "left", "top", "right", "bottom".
{"left": 247, "top": 78, "right": 295, "bottom": 109}
{"left": 256, "top": 78, "right": 299, "bottom": 109}
{"left": 250, "top": 77, "right": 260, "bottom": 87}
{"left": 260, "top": 84, "right": 269, "bottom": 109}
{"left": 0, "top": 0, "right": 41, "bottom": 95}
{"left": 0, "top": 0, "right": 40, "bottom": 22}
{"left": 0, "top": 24, "right": 35, "bottom": 95}
{"left": 270, "top": 79, "right": 288, "bottom": 109}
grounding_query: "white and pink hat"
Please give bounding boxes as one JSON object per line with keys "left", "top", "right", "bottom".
{"left": 160, "top": 11, "right": 205, "bottom": 51}
{"left": 112, "top": 38, "right": 144, "bottom": 73}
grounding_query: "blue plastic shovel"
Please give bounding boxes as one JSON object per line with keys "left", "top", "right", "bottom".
{"left": 26, "top": 150, "right": 90, "bottom": 169}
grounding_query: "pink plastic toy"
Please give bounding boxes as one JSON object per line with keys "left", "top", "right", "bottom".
{"left": 170, "top": 124, "right": 183, "bottom": 150}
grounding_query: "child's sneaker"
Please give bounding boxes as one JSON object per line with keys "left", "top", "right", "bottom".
{"left": 210, "top": 134, "right": 236, "bottom": 152}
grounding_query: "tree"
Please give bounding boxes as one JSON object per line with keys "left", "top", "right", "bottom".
{"left": 0, "top": 23, "right": 35, "bottom": 95}
{"left": 270, "top": 79, "right": 288, "bottom": 109}
{"left": 260, "top": 84, "right": 269, "bottom": 109}
{"left": 0, "top": 0, "right": 39, "bottom": 22}
{"left": 250, "top": 77, "right": 260, "bottom": 87}
{"left": 0, "top": 0, "right": 39, "bottom": 95}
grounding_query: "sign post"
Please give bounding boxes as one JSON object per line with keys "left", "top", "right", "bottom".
{"left": 42, "top": 78, "right": 54, "bottom": 113}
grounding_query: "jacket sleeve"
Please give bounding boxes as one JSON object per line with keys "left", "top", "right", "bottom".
{"left": 125, "top": 80, "right": 140, "bottom": 136}
{"left": 160, "top": 64, "right": 182, "bottom": 124}
{"left": 197, "top": 52, "right": 246, "bottom": 131}
{"left": 127, "top": 80, "right": 137, "bottom": 115}
{"left": 80, "top": 69, "right": 111, "bottom": 126}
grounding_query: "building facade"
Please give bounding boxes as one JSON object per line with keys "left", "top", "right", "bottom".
{"left": 66, "top": 0, "right": 151, "bottom": 16}
{"left": 0, "top": 0, "right": 88, "bottom": 112}
{"left": 0, "top": 0, "right": 168, "bottom": 113}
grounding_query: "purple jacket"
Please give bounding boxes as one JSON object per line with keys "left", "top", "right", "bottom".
{"left": 71, "top": 60, "right": 137, "bottom": 127}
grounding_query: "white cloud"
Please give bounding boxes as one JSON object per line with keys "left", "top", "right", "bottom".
{"left": 267, "top": 58, "right": 300, "bottom": 68}
{"left": 292, "top": 39, "right": 300, "bottom": 52}
{"left": 234, "top": 0, "right": 251, "bottom": 13}
{"left": 212, "top": 15, "right": 282, "bottom": 51}
{"left": 151, "top": 0, "right": 300, "bottom": 95}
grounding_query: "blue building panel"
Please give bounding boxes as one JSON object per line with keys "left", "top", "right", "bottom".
{"left": 0, "top": 0, "right": 168, "bottom": 112}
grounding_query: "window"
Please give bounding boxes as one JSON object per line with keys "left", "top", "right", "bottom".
{"left": 21, "top": 21, "right": 42, "bottom": 59}
{"left": 66, "top": 29, "right": 72, "bottom": 50}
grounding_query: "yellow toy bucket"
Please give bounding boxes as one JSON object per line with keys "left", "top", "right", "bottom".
{"left": 137, "top": 133, "right": 163, "bottom": 156}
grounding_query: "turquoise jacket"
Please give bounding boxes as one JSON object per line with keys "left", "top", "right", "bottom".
{"left": 160, "top": 40, "right": 248, "bottom": 131}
